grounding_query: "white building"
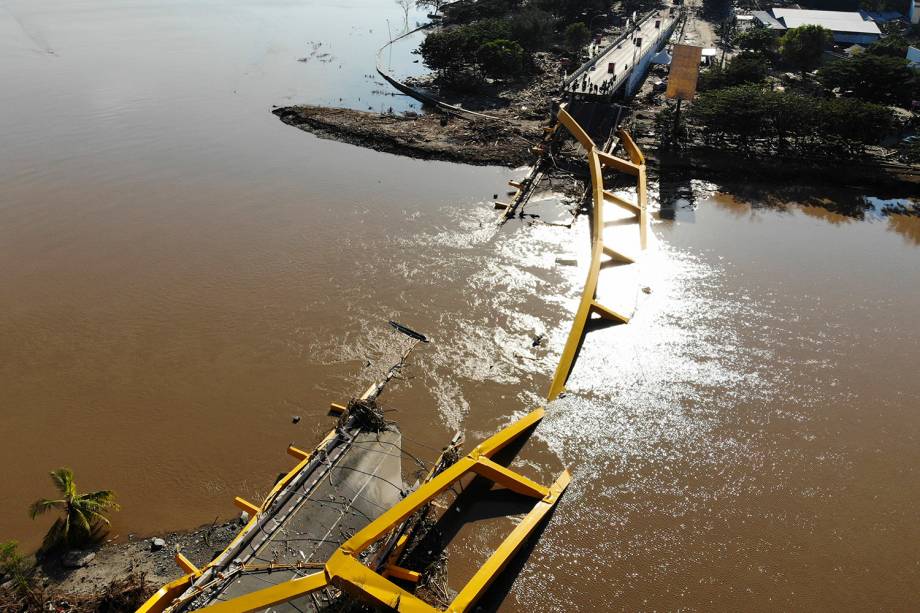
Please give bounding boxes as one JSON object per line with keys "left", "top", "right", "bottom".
{"left": 910, "top": 0, "right": 920, "bottom": 24}
{"left": 752, "top": 8, "right": 882, "bottom": 45}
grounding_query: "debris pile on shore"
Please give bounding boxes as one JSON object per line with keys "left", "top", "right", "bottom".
{"left": 1, "top": 571, "right": 151, "bottom": 612}
{"left": 0, "top": 520, "right": 239, "bottom": 612}
{"left": 273, "top": 104, "right": 541, "bottom": 167}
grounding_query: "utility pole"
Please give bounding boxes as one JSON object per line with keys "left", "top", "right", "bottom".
{"left": 673, "top": 98, "right": 683, "bottom": 145}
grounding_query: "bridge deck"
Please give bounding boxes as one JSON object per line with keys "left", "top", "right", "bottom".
{"left": 566, "top": 9, "right": 677, "bottom": 97}
{"left": 175, "top": 429, "right": 404, "bottom": 611}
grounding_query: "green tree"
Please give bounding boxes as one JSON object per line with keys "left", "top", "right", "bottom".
{"left": 866, "top": 34, "right": 909, "bottom": 58}
{"left": 29, "top": 468, "right": 119, "bottom": 552}
{"left": 0, "top": 541, "right": 33, "bottom": 595}
{"left": 690, "top": 84, "right": 771, "bottom": 147}
{"left": 859, "top": 0, "right": 908, "bottom": 12}
{"left": 702, "top": 0, "right": 732, "bottom": 20}
{"left": 534, "top": 0, "right": 606, "bottom": 23}
{"left": 779, "top": 24, "right": 832, "bottom": 75}
{"left": 442, "top": 0, "right": 521, "bottom": 24}
{"left": 420, "top": 19, "right": 514, "bottom": 72}
{"left": 818, "top": 96, "right": 893, "bottom": 154}
{"left": 564, "top": 22, "right": 591, "bottom": 52}
{"left": 509, "top": 9, "right": 556, "bottom": 51}
{"left": 420, "top": 28, "right": 468, "bottom": 71}
{"left": 818, "top": 54, "right": 916, "bottom": 105}
{"left": 735, "top": 27, "right": 778, "bottom": 55}
{"left": 476, "top": 39, "right": 524, "bottom": 77}
{"left": 416, "top": 0, "right": 446, "bottom": 15}
{"left": 699, "top": 52, "right": 770, "bottom": 90}
{"left": 688, "top": 84, "right": 893, "bottom": 155}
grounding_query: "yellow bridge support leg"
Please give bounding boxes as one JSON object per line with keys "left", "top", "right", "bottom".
{"left": 472, "top": 457, "right": 549, "bottom": 499}
{"left": 174, "top": 553, "right": 200, "bottom": 576}
{"left": 591, "top": 301, "right": 630, "bottom": 324}
{"left": 602, "top": 244, "right": 635, "bottom": 264}
{"left": 233, "top": 496, "right": 260, "bottom": 517}
{"left": 386, "top": 565, "right": 421, "bottom": 584}
{"left": 287, "top": 444, "right": 310, "bottom": 460}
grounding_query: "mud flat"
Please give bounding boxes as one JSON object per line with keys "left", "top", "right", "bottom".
{"left": 272, "top": 49, "right": 566, "bottom": 167}
{"left": 273, "top": 105, "right": 542, "bottom": 167}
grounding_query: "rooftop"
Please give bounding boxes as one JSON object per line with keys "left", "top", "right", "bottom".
{"left": 771, "top": 8, "right": 882, "bottom": 35}
{"left": 752, "top": 10, "right": 786, "bottom": 30}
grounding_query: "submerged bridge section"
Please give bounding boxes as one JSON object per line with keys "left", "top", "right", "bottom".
{"left": 564, "top": 8, "right": 680, "bottom": 99}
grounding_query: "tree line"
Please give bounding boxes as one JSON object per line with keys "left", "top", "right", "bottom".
{"left": 687, "top": 84, "right": 893, "bottom": 156}
{"left": 419, "top": 0, "right": 625, "bottom": 83}
{"left": 667, "top": 23, "right": 919, "bottom": 156}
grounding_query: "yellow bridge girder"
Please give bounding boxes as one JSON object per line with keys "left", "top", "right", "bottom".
{"left": 546, "top": 106, "right": 650, "bottom": 401}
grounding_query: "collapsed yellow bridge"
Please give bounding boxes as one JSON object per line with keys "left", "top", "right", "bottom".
{"left": 140, "top": 109, "right": 646, "bottom": 613}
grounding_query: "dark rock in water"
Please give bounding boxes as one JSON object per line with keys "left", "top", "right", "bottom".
{"left": 150, "top": 538, "right": 166, "bottom": 552}
{"left": 63, "top": 550, "right": 95, "bottom": 568}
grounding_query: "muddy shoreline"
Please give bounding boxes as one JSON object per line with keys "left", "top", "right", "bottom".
{"left": 274, "top": 104, "right": 919, "bottom": 193}
{"left": 2, "top": 519, "right": 238, "bottom": 610}
{"left": 273, "top": 105, "right": 539, "bottom": 167}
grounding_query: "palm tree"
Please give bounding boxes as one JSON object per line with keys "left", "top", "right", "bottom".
{"left": 28, "top": 468, "right": 119, "bottom": 552}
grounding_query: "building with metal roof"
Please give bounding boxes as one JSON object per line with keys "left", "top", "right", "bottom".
{"left": 753, "top": 8, "right": 882, "bottom": 45}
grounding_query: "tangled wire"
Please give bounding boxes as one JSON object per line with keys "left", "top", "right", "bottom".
{"left": 340, "top": 398, "right": 389, "bottom": 433}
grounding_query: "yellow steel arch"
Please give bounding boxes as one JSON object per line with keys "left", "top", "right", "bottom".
{"left": 191, "top": 408, "right": 569, "bottom": 613}
{"left": 546, "top": 106, "right": 649, "bottom": 401}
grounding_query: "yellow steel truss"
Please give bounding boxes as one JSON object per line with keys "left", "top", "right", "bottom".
{"left": 546, "top": 106, "right": 649, "bottom": 401}
{"left": 187, "top": 408, "right": 569, "bottom": 613}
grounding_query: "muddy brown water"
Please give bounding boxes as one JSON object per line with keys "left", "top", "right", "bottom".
{"left": 2, "top": 1, "right": 920, "bottom": 610}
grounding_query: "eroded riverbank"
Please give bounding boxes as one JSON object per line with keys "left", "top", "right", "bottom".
{"left": 3, "top": 520, "right": 237, "bottom": 611}
{"left": 273, "top": 104, "right": 540, "bottom": 167}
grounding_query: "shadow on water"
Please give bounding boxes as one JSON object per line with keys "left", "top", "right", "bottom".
{"left": 398, "top": 422, "right": 567, "bottom": 607}
{"left": 472, "top": 502, "right": 562, "bottom": 612}
{"left": 658, "top": 173, "right": 919, "bottom": 220}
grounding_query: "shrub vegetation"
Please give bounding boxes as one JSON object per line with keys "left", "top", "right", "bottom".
{"left": 688, "top": 84, "right": 893, "bottom": 156}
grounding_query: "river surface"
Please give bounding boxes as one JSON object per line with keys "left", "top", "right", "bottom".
{"left": 2, "top": 1, "right": 919, "bottom": 610}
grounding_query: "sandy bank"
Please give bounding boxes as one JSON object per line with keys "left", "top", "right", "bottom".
{"left": 273, "top": 104, "right": 543, "bottom": 167}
